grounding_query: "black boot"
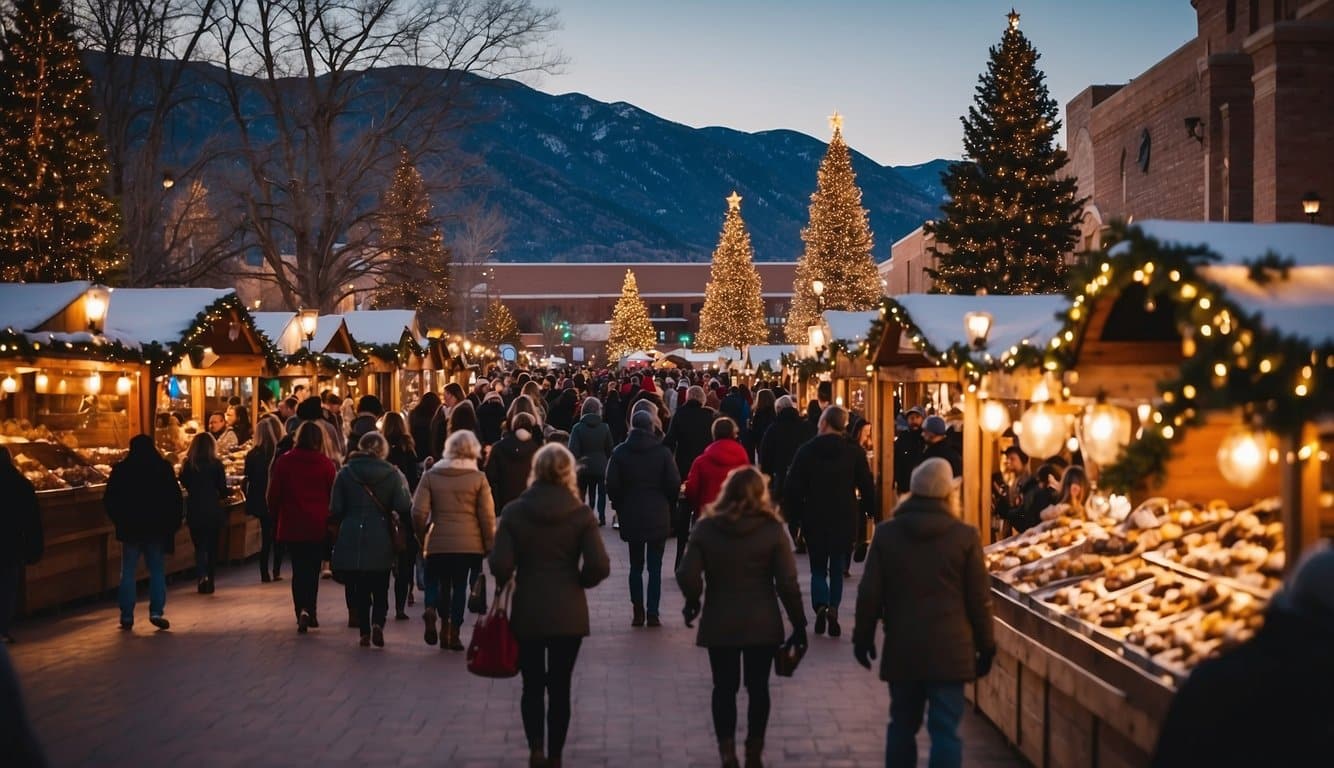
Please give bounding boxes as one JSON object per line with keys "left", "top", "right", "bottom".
{"left": 632, "top": 602, "right": 645, "bottom": 627}
{"left": 827, "top": 608, "right": 842, "bottom": 638}
{"left": 719, "top": 739, "right": 739, "bottom": 768}
{"left": 744, "top": 739, "right": 764, "bottom": 768}
{"left": 814, "top": 605, "right": 827, "bottom": 635}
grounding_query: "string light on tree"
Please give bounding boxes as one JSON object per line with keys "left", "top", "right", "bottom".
{"left": 606, "top": 269, "right": 656, "bottom": 362}
{"left": 370, "top": 148, "right": 451, "bottom": 328}
{"left": 696, "top": 191, "right": 768, "bottom": 351}
{"left": 478, "top": 301, "right": 521, "bottom": 347}
{"left": 785, "top": 111, "right": 881, "bottom": 343}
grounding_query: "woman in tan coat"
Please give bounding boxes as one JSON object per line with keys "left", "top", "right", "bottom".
{"left": 412, "top": 430, "right": 495, "bottom": 650}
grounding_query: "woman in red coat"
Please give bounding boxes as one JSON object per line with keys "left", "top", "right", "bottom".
{"left": 685, "top": 417, "right": 751, "bottom": 515}
{"left": 268, "top": 422, "right": 338, "bottom": 633}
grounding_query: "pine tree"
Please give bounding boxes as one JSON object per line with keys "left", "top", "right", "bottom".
{"left": 606, "top": 269, "right": 656, "bottom": 362}
{"left": 784, "top": 113, "right": 880, "bottom": 343}
{"left": 696, "top": 191, "right": 768, "bottom": 351}
{"left": 372, "top": 148, "right": 451, "bottom": 327}
{"left": 479, "top": 301, "right": 521, "bottom": 347}
{"left": 925, "top": 9, "right": 1083, "bottom": 295}
{"left": 0, "top": 0, "right": 121, "bottom": 282}
{"left": 164, "top": 178, "right": 222, "bottom": 281}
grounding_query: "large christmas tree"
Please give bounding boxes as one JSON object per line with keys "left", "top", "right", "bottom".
{"left": 606, "top": 269, "right": 656, "bottom": 362}
{"left": 925, "top": 9, "right": 1083, "bottom": 295}
{"left": 478, "top": 301, "right": 521, "bottom": 347}
{"left": 696, "top": 191, "right": 768, "bottom": 351}
{"left": 784, "top": 113, "right": 881, "bottom": 343}
{"left": 0, "top": 0, "right": 121, "bottom": 282}
{"left": 372, "top": 148, "right": 451, "bottom": 326}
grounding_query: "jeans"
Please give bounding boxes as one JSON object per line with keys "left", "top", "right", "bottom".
{"left": 393, "top": 547, "right": 417, "bottom": 613}
{"left": 118, "top": 542, "right": 167, "bottom": 623}
{"left": 627, "top": 539, "right": 666, "bottom": 615}
{"left": 0, "top": 559, "right": 20, "bottom": 636}
{"left": 808, "top": 545, "right": 847, "bottom": 609}
{"left": 259, "top": 515, "right": 284, "bottom": 578}
{"left": 886, "top": 681, "right": 965, "bottom": 768}
{"left": 286, "top": 542, "right": 323, "bottom": 621}
{"left": 579, "top": 473, "right": 607, "bottom": 522}
{"left": 189, "top": 523, "right": 221, "bottom": 582}
{"left": 426, "top": 553, "right": 482, "bottom": 627}
{"left": 346, "top": 570, "right": 391, "bottom": 635}
{"left": 708, "top": 646, "right": 776, "bottom": 746}
{"left": 519, "top": 636, "right": 583, "bottom": 759}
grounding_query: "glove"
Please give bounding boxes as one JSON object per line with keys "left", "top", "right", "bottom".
{"left": 786, "top": 626, "right": 808, "bottom": 650}
{"left": 854, "top": 641, "right": 877, "bottom": 670}
{"left": 975, "top": 647, "right": 996, "bottom": 678}
{"left": 682, "top": 599, "right": 701, "bottom": 627}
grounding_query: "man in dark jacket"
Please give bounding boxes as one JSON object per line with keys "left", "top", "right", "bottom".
{"left": 1151, "top": 545, "right": 1334, "bottom": 767}
{"left": 893, "top": 406, "right": 926, "bottom": 493}
{"left": 347, "top": 394, "right": 384, "bottom": 448}
{"left": 853, "top": 457, "right": 995, "bottom": 768}
{"left": 477, "top": 389, "right": 507, "bottom": 446}
{"left": 718, "top": 386, "right": 750, "bottom": 444}
{"left": 783, "top": 405, "right": 874, "bottom": 639}
{"left": 568, "top": 398, "right": 614, "bottom": 526}
{"left": 0, "top": 447, "right": 42, "bottom": 643}
{"left": 760, "top": 396, "right": 816, "bottom": 545}
{"left": 606, "top": 410, "right": 682, "bottom": 627}
{"left": 921, "top": 416, "right": 962, "bottom": 477}
{"left": 104, "top": 435, "right": 183, "bottom": 630}
{"left": 664, "top": 385, "right": 715, "bottom": 480}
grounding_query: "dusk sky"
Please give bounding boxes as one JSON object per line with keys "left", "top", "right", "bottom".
{"left": 544, "top": 1, "right": 1199, "bottom": 167}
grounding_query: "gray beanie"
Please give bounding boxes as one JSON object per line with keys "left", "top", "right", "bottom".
{"left": 910, "top": 457, "right": 956, "bottom": 499}
{"left": 631, "top": 409, "right": 658, "bottom": 431}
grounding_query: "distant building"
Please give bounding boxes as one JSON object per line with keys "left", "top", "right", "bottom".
{"left": 883, "top": 226, "right": 940, "bottom": 296}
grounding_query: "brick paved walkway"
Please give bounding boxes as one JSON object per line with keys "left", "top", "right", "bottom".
{"left": 10, "top": 527, "right": 1025, "bottom": 767}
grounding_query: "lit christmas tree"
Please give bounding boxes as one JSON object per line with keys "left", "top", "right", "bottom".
{"left": 606, "top": 269, "right": 656, "bottom": 362}
{"left": 925, "top": 9, "right": 1083, "bottom": 295}
{"left": 372, "top": 148, "right": 451, "bottom": 326}
{"left": 478, "top": 301, "right": 521, "bottom": 347}
{"left": 696, "top": 191, "right": 768, "bottom": 350}
{"left": 784, "top": 112, "right": 880, "bottom": 343}
{"left": 0, "top": 0, "right": 121, "bottom": 282}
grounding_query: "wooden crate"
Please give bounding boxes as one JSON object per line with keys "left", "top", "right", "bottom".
{"left": 1047, "top": 687, "right": 1096, "bottom": 767}
{"left": 1018, "top": 663, "right": 1047, "bottom": 766}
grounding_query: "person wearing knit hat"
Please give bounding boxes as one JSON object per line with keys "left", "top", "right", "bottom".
{"left": 921, "top": 415, "right": 962, "bottom": 478}
{"left": 853, "top": 456, "right": 995, "bottom": 767}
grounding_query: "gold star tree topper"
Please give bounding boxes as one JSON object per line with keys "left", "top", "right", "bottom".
{"left": 828, "top": 111, "right": 844, "bottom": 134}
{"left": 1007, "top": 8, "right": 1020, "bottom": 30}
{"left": 726, "top": 190, "right": 742, "bottom": 210}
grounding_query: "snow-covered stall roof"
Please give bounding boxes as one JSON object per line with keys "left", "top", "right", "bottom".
{"left": 341, "top": 310, "right": 419, "bottom": 348}
{"left": 313, "top": 315, "right": 348, "bottom": 354}
{"left": 892, "top": 294, "right": 1068, "bottom": 360}
{"left": 104, "top": 288, "right": 235, "bottom": 346}
{"left": 746, "top": 344, "right": 797, "bottom": 372}
{"left": 661, "top": 348, "right": 725, "bottom": 365}
{"left": 250, "top": 312, "right": 298, "bottom": 354}
{"left": 0, "top": 281, "right": 91, "bottom": 331}
{"left": 822, "top": 310, "right": 880, "bottom": 346}
{"left": 1113, "top": 220, "right": 1334, "bottom": 347}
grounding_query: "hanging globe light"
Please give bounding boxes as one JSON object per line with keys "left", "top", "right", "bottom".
{"left": 980, "top": 399, "right": 1010, "bottom": 434}
{"left": 1082, "top": 401, "right": 1132, "bottom": 465}
{"left": 1217, "top": 428, "right": 1271, "bottom": 488}
{"left": 1018, "top": 401, "right": 1066, "bottom": 459}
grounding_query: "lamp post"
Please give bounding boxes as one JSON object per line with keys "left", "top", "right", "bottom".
{"left": 84, "top": 285, "right": 111, "bottom": 332}
{"left": 1302, "top": 191, "right": 1321, "bottom": 224}
{"left": 964, "top": 311, "right": 994, "bottom": 350}
{"left": 811, "top": 279, "right": 825, "bottom": 311}
{"left": 298, "top": 308, "right": 318, "bottom": 352}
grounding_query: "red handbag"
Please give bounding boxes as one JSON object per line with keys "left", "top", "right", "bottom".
{"left": 466, "top": 580, "right": 519, "bottom": 678}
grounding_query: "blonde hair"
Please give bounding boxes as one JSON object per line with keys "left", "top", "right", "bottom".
{"left": 529, "top": 443, "right": 579, "bottom": 498}
{"left": 707, "top": 466, "right": 781, "bottom": 522}
{"left": 357, "top": 431, "right": 389, "bottom": 459}
{"left": 444, "top": 429, "right": 481, "bottom": 461}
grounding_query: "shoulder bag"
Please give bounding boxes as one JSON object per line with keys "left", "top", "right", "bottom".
{"left": 467, "top": 579, "right": 519, "bottom": 678}
{"left": 358, "top": 480, "right": 407, "bottom": 555}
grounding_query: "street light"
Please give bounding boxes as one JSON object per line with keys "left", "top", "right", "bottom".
{"left": 1302, "top": 191, "right": 1321, "bottom": 223}
{"left": 298, "top": 308, "right": 318, "bottom": 351}
{"left": 84, "top": 284, "right": 111, "bottom": 332}
{"left": 161, "top": 172, "right": 175, "bottom": 190}
{"left": 964, "top": 311, "right": 994, "bottom": 350}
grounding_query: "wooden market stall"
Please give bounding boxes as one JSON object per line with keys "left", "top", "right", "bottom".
{"left": 342, "top": 309, "right": 424, "bottom": 412}
{"left": 251, "top": 311, "right": 364, "bottom": 402}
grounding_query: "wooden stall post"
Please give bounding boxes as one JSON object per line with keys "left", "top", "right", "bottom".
{"left": 1281, "top": 422, "right": 1323, "bottom": 571}
{"left": 963, "top": 390, "right": 982, "bottom": 532}
{"left": 877, "top": 376, "right": 898, "bottom": 514}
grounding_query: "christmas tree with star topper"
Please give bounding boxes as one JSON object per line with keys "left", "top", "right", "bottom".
{"left": 607, "top": 269, "right": 656, "bottom": 362}
{"left": 926, "top": 8, "right": 1084, "bottom": 295}
{"left": 696, "top": 191, "right": 768, "bottom": 351}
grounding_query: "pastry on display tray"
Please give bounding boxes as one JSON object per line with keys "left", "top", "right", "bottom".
{"left": 985, "top": 517, "right": 1098, "bottom": 573}
{"left": 1125, "top": 590, "right": 1266, "bottom": 681}
{"left": 1144, "top": 510, "right": 1285, "bottom": 595}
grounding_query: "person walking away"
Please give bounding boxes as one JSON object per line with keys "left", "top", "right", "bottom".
{"left": 782, "top": 406, "right": 873, "bottom": 639}
{"left": 893, "top": 407, "right": 926, "bottom": 494}
{"left": 0, "top": 447, "right": 43, "bottom": 642}
{"left": 547, "top": 388, "right": 578, "bottom": 432}
{"left": 269, "top": 422, "right": 338, "bottom": 633}
{"left": 330, "top": 431, "right": 412, "bottom": 647}
{"left": 413, "top": 430, "right": 494, "bottom": 650}
{"left": 719, "top": 386, "right": 751, "bottom": 446}
{"left": 603, "top": 389, "right": 627, "bottom": 445}
{"left": 677, "top": 466, "right": 807, "bottom": 768}
{"left": 409, "top": 392, "right": 441, "bottom": 462}
{"left": 568, "top": 397, "right": 614, "bottom": 526}
{"left": 684, "top": 416, "right": 751, "bottom": 529}
{"left": 486, "top": 412, "right": 543, "bottom": 514}
{"left": 104, "top": 436, "right": 181, "bottom": 631}
{"left": 477, "top": 389, "right": 507, "bottom": 447}
{"left": 664, "top": 385, "right": 716, "bottom": 486}
{"left": 179, "top": 433, "right": 227, "bottom": 594}
{"left": 429, "top": 382, "right": 467, "bottom": 461}
{"left": 1151, "top": 543, "right": 1334, "bottom": 767}
{"left": 347, "top": 394, "right": 385, "bottom": 448}
{"left": 246, "top": 418, "right": 283, "bottom": 582}
{"left": 759, "top": 396, "right": 815, "bottom": 551}
{"left": 921, "top": 416, "right": 962, "bottom": 477}
{"left": 746, "top": 389, "right": 776, "bottom": 464}
{"left": 853, "top": 458, "right": 995, "bottom": 768}
{"left": 606, "top": 410, "right": 681, "bottom": 627}
{"left": 382, "top": 412, "right": 422, "bottom": 619}
{"left": 490, "top": 444, "right": 610, "bottom": 768}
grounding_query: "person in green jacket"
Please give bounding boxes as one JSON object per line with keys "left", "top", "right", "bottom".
{"left": 567, "top": 397, "right": 614, "bottom": 526}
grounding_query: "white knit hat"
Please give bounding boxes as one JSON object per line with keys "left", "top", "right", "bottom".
{"left": 910, "top": 457, "right": 957, "bottom": 499}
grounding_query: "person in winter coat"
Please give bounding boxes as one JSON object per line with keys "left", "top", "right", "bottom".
{"left": 477, "top": 389, "right": 507, "bottom": 447}
{"left": 412, "top": 430, "right": 494, "bottom": 651}
{"left": 382, "top": 412, "right": 422, "bottom": 619}
{"left": 677, "top": 466, "right": 807, "bottom": 768}
{"left": 853, "top": 457, "right": 994, "bottom": 768}
{"left": 664, "top": 386, "right": 716, "bottom": 480}
{"left": 347, "top": 394, "right": 384, "bottom": 448}
{"left": 921, "top": 416, "right": 962, "bottom": 477}
{"left": 758, "top": 396, "right": 815, "bottom": 529}
{"left": 783, "top": 406, "right": 874, "bottom": 639}
{"left": 746, "top": 389, "right": 777, "bottom": 463}
{"left": 179, "top": 433, "right": 228, "bottom": 594}
{"left": 485, "top": 412, "right": 543, "bottom": 513}
{"left": 245, "top": 417, "right": 283, "bottom": 582}
{"left": 685, "top": 417, "right": 751, "bottom": 517}
{"left": 603, "top": 389, "right": 627, "bottom": 445}
{"left": 606, "top": 409, "right": 681, "bottom": 627}
{"left": 547, "top": 388, "right": 578, "bottom": 432}
{"left": 268, "top": 422, "right": 338, "bottom": 633}
{"left": 104, "top": 435, "right": 182, "bottom": 631}
{"left": 0, "top": 447, "right": 43, "bottom": 642}
{"left": 718, "top": 386, "right": 751, "bottom": 445}
{"left": 490, "top": 444, "right": 610, "bottom": 768}
{"left": 1151, "top": 543, "right": 1334, "bottom": 768}
{"left": 893, "top": 407, "right": 926, "bottom": 493}
{"left": 409, "top": 391, "right": 441, "bottom": 463}
{"left": 330, "top": 431, "right": 412, "bottom": 648}
{"left": 429, "top": 382, "right": 467, "bottom": 461}
{"left": 568, "top": 397, "right": 614, "bottom": 526}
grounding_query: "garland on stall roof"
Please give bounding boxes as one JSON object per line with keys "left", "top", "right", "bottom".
{"left": 143, "top": 293, "right": 285, "bottom": 375}
{"left": 1050, "top": 222, "right": 1332, "bottom": 491}
{"left": 284, "top": 346, "right": 365, "bottom": 377}
{"left": 0, "top": 328, "right": 144, "bottom": 365}
{"left": 358, "top": 334, "right": 427, "bottom": 367}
